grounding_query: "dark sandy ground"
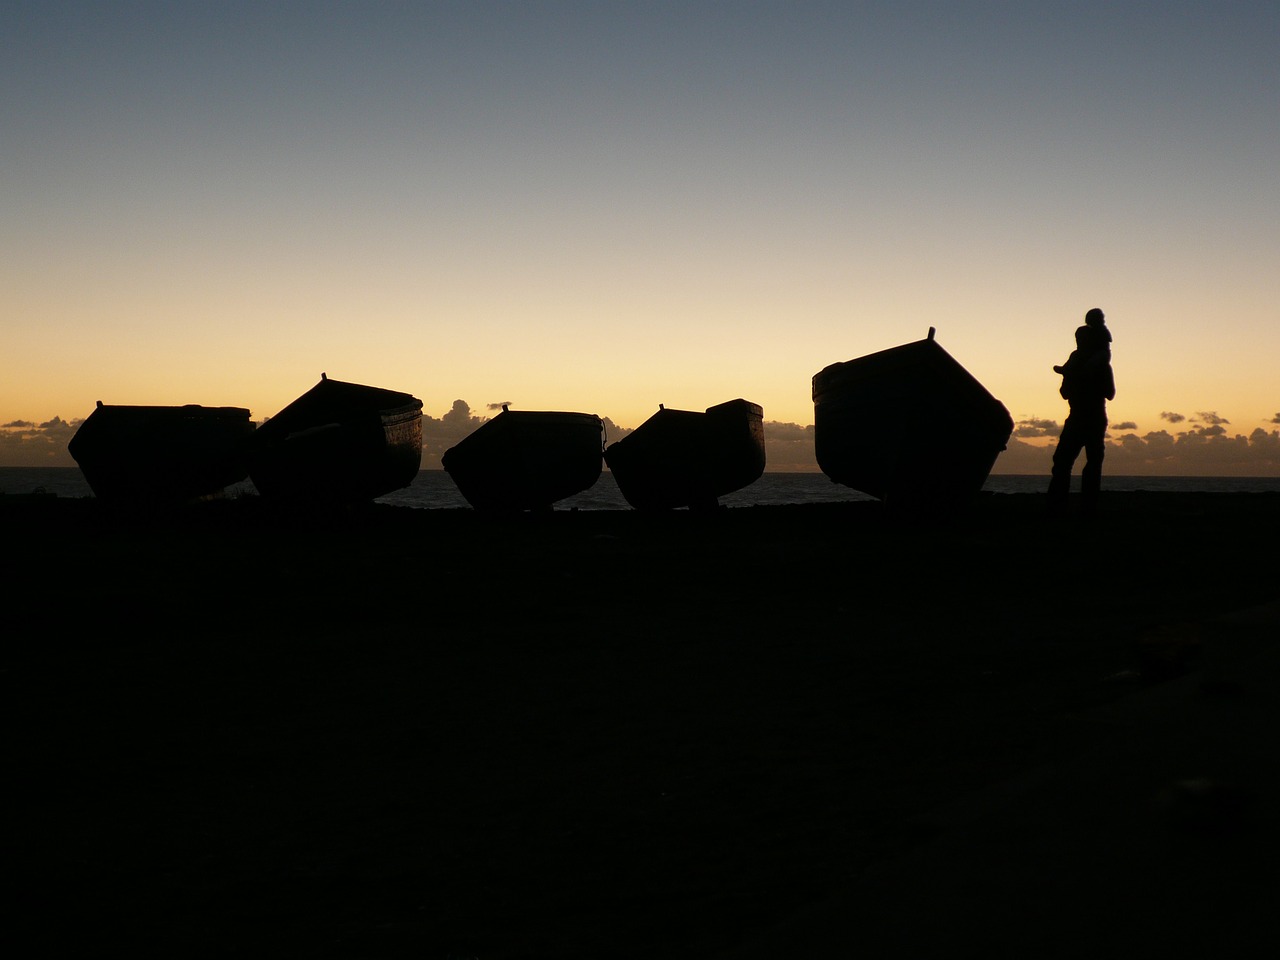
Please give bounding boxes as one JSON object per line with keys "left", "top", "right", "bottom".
{"left": 6, "top": 490, "right": 1279, "bottom": 958}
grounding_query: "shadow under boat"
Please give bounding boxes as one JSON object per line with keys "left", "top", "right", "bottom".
{"left": 67, "top": 401, "right": 254, "bottom": 505}
{"left": 603, "top": 398, "right": 766, "bottom": 511}
{"left": 442, "top": 405, "right": 604, "bottom": 512}
{"left": 812, "top": 327, "right": 1013, "bottom": 511}
{"left": 247, "top": 373, "right": 423, "bottom": 504}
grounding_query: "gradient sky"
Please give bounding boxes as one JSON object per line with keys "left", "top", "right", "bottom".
{"left": 4, "top": 1, "right": 1278, "bottom": 470}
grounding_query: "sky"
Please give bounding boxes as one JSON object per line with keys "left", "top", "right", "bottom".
{"left": 4, "top": 1, "right": 1279, "bottom": 473}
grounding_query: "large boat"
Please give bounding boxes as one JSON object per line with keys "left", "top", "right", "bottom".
{"left": 67, "top": 401, "right": 254, "bottom": 504}
{"left": 442, "top": 406, "right": 603, "bottom": 512}
{"left": 603, "top": 398, "right": 766, "bottom": 511}
{"left": 812, "top": 328, "right": 1013, "bottom": 509}
{"left": 248, "top": 374, "right": 423, "bottom": 504}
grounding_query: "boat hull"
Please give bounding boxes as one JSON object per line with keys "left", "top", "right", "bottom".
{"left": 442, "top": 410, "right": 603, "bottom": 511}
{"left": 812, "top": 330, "right": 1013, "bottom": 508}
{"left": 604, "top": 399, "right": 765, "bottom": 510}
{"left": 67, "top": 403, "right": 254, "bottom": 504}
{"left": 248, "top": 376, "right": 423, "bottom": 504}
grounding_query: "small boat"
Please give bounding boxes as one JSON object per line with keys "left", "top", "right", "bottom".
{"left": 442, "top": 405, "right": 603, "bottom": 511}
{"left": 603, "top": 399, "right": 765, "bottom": 511}
{"left": 248, "top": 374, "right": 423, "bottom": 503}
{"left": 812, "top": 328, "right": 1013, "bottom": 508}
{"left": 67, "top": 402, "right": 254, "bottom": 504}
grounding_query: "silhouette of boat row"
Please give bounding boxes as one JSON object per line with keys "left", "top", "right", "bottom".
{"left": 68, "top": 329, "right": 1013, "bottom": 511}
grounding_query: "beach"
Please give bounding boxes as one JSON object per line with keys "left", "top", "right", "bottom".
{"left": 8, "top": 491, "right": 1280, "bottom": 958}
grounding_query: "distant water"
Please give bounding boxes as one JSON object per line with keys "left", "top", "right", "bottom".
{"left": 5, "top": 466, "right": 1280, "bottom": 509}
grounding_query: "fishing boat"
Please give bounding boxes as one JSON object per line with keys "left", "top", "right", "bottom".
{"left": 442, "top": 405, "right": 603, "bottom": 511}
{"left": 812, "top": 328, "right": 1013, "bottom": 509}
{"left": 67, "top": 401, "right": 254, "bottom": 504}
{"left": 603, "top": 398, "right": 765, "bottom": 511}
{"left": 248, "top": 374, "right": 423, "bottom": 504}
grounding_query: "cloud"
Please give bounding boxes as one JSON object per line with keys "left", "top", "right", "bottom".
{"left": 1249, "top": 427, "right": 1280, "bottom": 450}
{"left": 1012, "top": 418, "right": 1060, "bottom": 438}
{"left": 437, "top": 399, "right": 484, "bottom": 434}
{"left": 763, "top": 421, "right": 813, "bottom": 442}
{"left": 761, "top": 421, "right": 819, "bottom": 471}
{"left": 991, "top": 413, "right": 1280, "bottom": 476}
{"left": 1196, "top": 411, "right": 1230, "bottom": 425}
{"left": 600, "top": 417, "right": 632, "bottom": 447}
{"left": 486, "top": 401, "right": 513, "bottom": 411}
{"left": 1161, "top": 411, "right": 1186, "bottom": 424}
{"left": 1096, "top": 425, "right": 1278, "bottom": 474}
{"left": 420, "top": 400, "right": 490, "bottom": 468}
{"left": 1111, "top": 421, "right": 1138, "bottom": 431}
{"left": 0, "top": 417, "right": 81, "bottom": 466}
{"left": 1272, "top": 413, "right": 1280, "bottom": 425}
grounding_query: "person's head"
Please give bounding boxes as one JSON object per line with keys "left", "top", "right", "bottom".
{"left": 1085, "top": 307, "right": 1105, "bottom": 327}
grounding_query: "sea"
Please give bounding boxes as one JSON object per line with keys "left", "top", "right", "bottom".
{"left": 4, "top": 467, "right": 1280, "bottom": 510}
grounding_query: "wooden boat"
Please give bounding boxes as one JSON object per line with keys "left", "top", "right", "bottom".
{"left": 812, "top": 328, "right": 1013, "bottom": 508}
{"left": 67, "top": 401, "right": 254, "bottom": 504}
{"left": 248, "top": 374, "right": 423, "bottom": 503}
{"left": 603, "top": 399, "right": 765, "bottom": 511}
{"left": 442, "top": 406, "right": 603, "bottom": 512}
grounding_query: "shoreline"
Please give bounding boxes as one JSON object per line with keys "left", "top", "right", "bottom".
{"left": 10, "top": 492, "right": 1280, "bottom": 957}
{"left": 6, "top": 466, "right": 1280, "bottom": 510}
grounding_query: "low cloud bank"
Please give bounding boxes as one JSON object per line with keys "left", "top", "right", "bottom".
{"left": 0, "top": 417, "right": 80, "bottom": 466}
{"left": 1000, "top": 412, "right": 1280, "bottom": 476}
{"left": 5, "top": 406, "right": 1278, "bottom": 477}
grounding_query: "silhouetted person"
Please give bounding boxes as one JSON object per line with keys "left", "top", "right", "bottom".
{"left": 1048, "top": 308, "right": 1115, "bottom": 516}
{"left": 1054, "top": 311, "right": 1111, "bottom": 381}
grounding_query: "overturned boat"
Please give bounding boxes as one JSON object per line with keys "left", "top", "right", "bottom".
{"left": 67, "top": 401, "right": 254, "bottom": 504}
{"left": 603, "top": 399, "right": 765, "bottom": 511}
{"left": 248, "top": 374, "right": 423, "bottom": 504}
{"left": 812, "top": 328, "right": 1013, "bottom": 508}
{"left": 442, "top": 405, "right": 603, "bottom": 512}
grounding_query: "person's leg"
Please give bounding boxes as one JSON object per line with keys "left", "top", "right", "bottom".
{"left": 1048, "top": 416, "right": 1083, "bottom": 511}
{"left": 1081, "top": 423, "right": 1106, "bottom": 514}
